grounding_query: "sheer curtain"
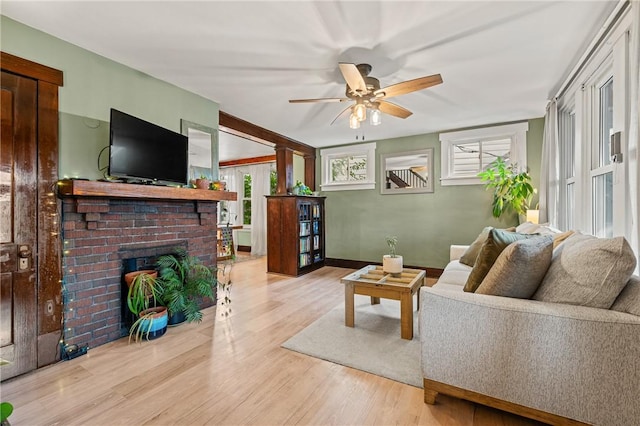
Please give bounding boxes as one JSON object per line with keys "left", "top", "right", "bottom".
{"left": 627, "top": 1, "right": 640, "bottom": 267}
{"left": 248, "top": 163, "right": 272, "bottom": 255}
{"left": 539, "top": 99, "right": 559, "bottom": 226}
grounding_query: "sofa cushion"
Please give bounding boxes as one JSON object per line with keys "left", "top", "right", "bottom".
{"left": 460, "top": 226, "right": 515, "bottom": 267}
{"left": 463, "top": 229, "right": 541, "bottom": 292}
{"left": 611, "top": 275, "right": 640, "bottom": 316}
{"left": 436, "top": 260, "right": 472, "bottom": 287}
{"left": 476, "top": 235, "right": 553, "bottom": 298}
{"left": 533, "top": 234, "right": 637, "bottom": 309}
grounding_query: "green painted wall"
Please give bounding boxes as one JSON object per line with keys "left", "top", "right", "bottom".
{"left": 293, "top": 154, "right": 305, "bottom": 187}
{"left": 321, "top": 118, "right": 545, "bottom": 269}
{"left": 1, "top": 16, "right": 219, "bottom": 179}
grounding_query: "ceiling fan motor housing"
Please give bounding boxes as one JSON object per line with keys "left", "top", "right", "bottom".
{"left": 345, "top": 76, "right": 380, "bottom": 99}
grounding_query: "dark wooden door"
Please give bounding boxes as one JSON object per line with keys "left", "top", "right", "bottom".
{"left": 0, "top": 71, "right": 38, "bottom": 379}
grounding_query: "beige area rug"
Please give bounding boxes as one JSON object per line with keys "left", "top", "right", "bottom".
{"left": 281, "top": 295, "right": 422, "bottom": 388}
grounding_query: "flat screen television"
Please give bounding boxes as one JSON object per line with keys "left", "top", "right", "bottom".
{"left": 109, "top": 108, "right": 188, "bottom": 185}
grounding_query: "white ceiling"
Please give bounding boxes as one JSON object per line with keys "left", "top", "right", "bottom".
{"left": 2, "top": 1, "right": 618, "bottom": 148}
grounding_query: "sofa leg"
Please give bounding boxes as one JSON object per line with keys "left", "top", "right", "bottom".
{"left": 424, "top": 388, "right": 438, "bottom": 404}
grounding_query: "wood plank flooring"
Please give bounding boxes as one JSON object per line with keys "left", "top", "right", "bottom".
{"left": 1, "top": 258, "right": 543, "bottom": 425}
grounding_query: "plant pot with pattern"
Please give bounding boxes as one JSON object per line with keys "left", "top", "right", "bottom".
{"left": 126, "top": 270, "right": 167, "bottom": 342}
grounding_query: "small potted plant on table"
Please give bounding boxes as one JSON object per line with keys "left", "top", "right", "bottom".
{"left": 383, "top": 236, "right": 403, "bottom": 274}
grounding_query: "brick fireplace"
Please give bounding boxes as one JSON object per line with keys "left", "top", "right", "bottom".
{"left": 58, "top": 180, "right": 235, "bottom": 349}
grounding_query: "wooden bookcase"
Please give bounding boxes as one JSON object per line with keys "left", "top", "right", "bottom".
{"left": 266, "top": 195, "right": 325, "bottom": 276}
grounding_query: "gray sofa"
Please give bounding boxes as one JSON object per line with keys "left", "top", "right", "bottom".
{"left": 419, "top": 233, "right": 640, "bottom": 426}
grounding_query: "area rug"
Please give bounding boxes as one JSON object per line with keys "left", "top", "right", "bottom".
{"left": 281, "top": 295, "right": 422, "bottom": 388}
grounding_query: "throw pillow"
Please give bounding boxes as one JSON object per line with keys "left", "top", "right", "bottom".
{"left": 552, "top": 230, "right": 575, "bottom": 249}
{"left": 532, "top": 234, "right": 637, "bottom": 309}
{"left": 476, "top": 235, "right": 554, "bottom": 298}
{"left": 463, "top": 229, "right": 542, "bottom": 292}
{"left": 460, "top": 227, "right": 492, "bottom": 267}
{"left": 459, "top": 226, "right": 516, "bottom": 267}
{"left": 611, "top": 276, "right": 640, "bottom": 316}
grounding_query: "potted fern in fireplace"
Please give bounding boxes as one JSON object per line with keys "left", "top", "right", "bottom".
{"left": 156, "top": 248, "right": 216, "bottom": 325}
{"left": 126, "top": 270, "right": 168, "bottom": 342}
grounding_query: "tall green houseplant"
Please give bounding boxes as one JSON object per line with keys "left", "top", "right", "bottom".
{"left": 478, "top": 157, "right": 535, "bottom": 218}
{"left": 156, "top": 248, "right": 216, "bottom": 323}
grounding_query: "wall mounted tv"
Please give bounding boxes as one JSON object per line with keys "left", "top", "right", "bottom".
{"left": 109, "top": 108, "right": 188, "bottom": 185}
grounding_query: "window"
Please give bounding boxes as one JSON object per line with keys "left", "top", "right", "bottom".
{"left": 242, "top": 173, "right": 252, "bottom": 226}
{"left": 558, "top": 108, "right": 576, "bottom": 231}
{"left": 555, "top": 5, "right": 631, "bottom": 241}
{"left": 440, "top": 122, "right": 528, "bottom": 186}
{"left": 590, "top": 77, "right": 614, "bottom": 238}
{"left": 320, "top": 142, "right": 376, "bottom": 191}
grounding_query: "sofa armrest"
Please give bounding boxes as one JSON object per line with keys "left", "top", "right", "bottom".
{"left": 419, "top": 287, "right": 640, "bottom": 426}
{"left": 449, "top": 245, "right": 469, "bottom": 262}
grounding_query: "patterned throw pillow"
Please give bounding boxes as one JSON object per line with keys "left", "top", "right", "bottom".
{"left": 533, "top": 234, "right": 637, "bottom": 309}
{"left": 476, "top": 235, "right": 554, "bottom": 298}
{"left": 463, "top": 229, "right": 542, "bottom": 292}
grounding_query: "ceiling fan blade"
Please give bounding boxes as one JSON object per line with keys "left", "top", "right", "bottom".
{"left": 330, "top": 104, "right": 354, "bottom": 125}
{"left": 375, "top": 74, "right": 443, "bottom": 99}
{"left": 289, "top": 97, "right": 349, "bottom": 103}
{"left": 339, "top": 63, "right": 367, "bottom": 94}
{"left": 378, "top": 101, "right": 412, "bottom": 119}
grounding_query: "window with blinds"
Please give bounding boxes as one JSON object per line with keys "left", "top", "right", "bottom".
{"left": 440, "top": 122, "right": 528, "bottom": 186}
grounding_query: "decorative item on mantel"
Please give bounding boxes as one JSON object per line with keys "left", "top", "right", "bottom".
{"left": 211, "top": 180, "right": 226, "bottom": 191}
{"left": 383, "top": 236, "right": 403, "bottom": 275}
{"left": 194, "top": 175, "right": 211, "bottom": 190}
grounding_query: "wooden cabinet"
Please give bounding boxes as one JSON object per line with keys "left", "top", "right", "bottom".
{"left": 266, "top": 195, "right": 325, "bottom": 276}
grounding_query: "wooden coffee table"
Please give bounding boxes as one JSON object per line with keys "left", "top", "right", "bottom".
{"left": 340, "top": 265, "right": 426, "bottom": 340}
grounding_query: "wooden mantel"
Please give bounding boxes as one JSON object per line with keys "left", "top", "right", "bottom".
{"left": 57, "top": 179, "right": 237, "bottom": 202}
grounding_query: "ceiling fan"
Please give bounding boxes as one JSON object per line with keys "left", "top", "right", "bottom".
{"left": 289, "top": 63, "right": 442, "bottom": 129}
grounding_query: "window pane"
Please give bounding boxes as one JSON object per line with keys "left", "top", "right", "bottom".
{"left": 330, "top": 155, "right": 367, "bottom": 182}
{"left": 592, "top": 172, "right": 613, "bottom": 238}
{"left": 270, "top": 168, "right": 277, "bottom": 195}
{"left": 599, "top": 78, "right": 613, "bottom": 167}
{"left": 243, "top": 200, "right": 251, "bottom": 225}
{"left": 566, "top": 183, "right": 574, "bottom": 230}
{"left": 560, "top": 111, "right": 575, "bottom": 179}
{"left": 481, "top": 138, "right": 511, "bottom": 169}
{"left": 244, "top": 174, "right": 252, "bottom": 198}
{"left": 452, "top": 142, "right": 480, "bottom": 175}
{"left": 349, "top": 155, "right": 367, "bottom": 181}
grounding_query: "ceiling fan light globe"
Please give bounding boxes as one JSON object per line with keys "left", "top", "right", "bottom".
{"left": 349, "top": 113, "right": 360, "bottom": 129}
{"left": 354, "top": 103, "right": 367, "bottom": 122}
{"left": 370, "top": 109, "right": 382, "bottom": 126}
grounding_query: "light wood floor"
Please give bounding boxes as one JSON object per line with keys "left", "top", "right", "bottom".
{"left": 1, "top": 258, "right": 543, "bottom": 425}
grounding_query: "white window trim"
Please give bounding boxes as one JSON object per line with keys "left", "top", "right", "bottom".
{"left": 439, "top": 122, "right": 529, "bottom": 186}
{"left": 320, "top": 142, "right": 376, "bottom": 191}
